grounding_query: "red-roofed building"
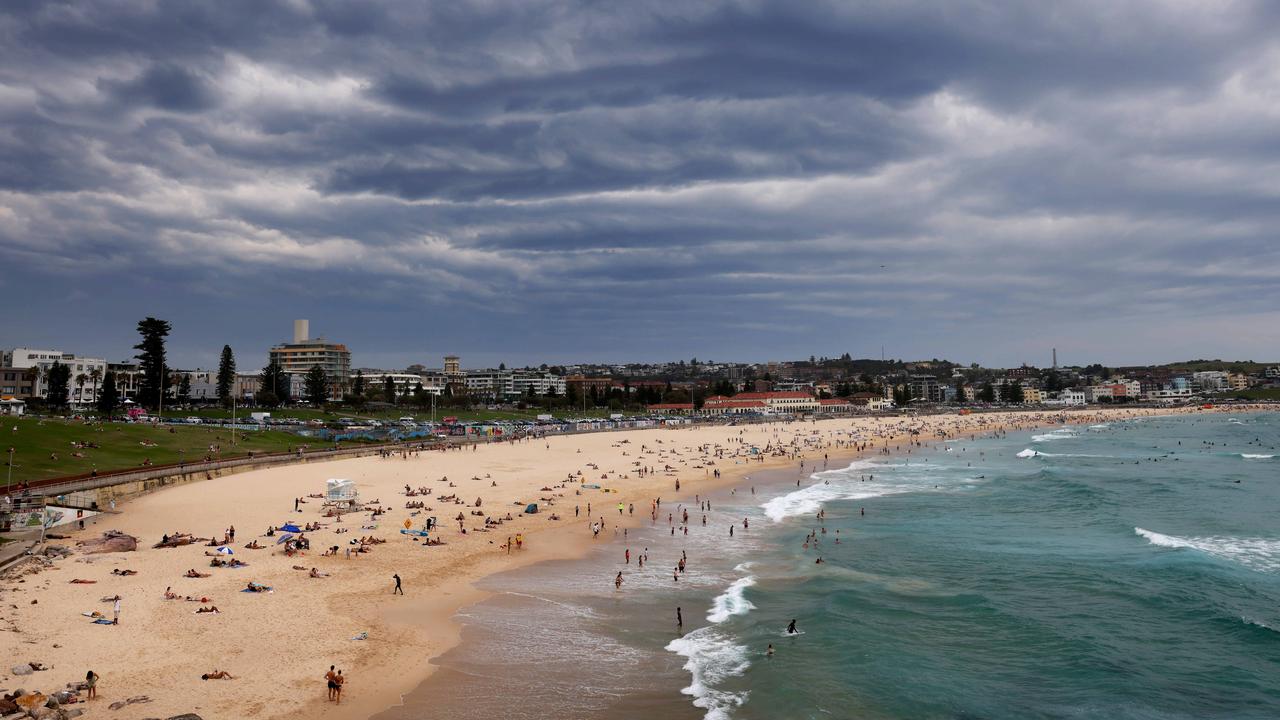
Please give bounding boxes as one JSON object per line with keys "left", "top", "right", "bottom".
{"left": 701, "top": 397, "right": 768, "bottom": 415}
{"left": 646, "top": 403, "right": 694, "bottom": 414}
{"left": 818, "top": 398, "right": 852, "bottom": 413}
{"left": 704, "top": 391, "right": 818, "bottom": 414}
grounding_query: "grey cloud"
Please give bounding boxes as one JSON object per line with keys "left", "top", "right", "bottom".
{"left": 2, "top": 0, "right": 1279, "bottom": 368}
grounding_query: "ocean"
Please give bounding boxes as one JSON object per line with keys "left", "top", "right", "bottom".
{"left": 386, "top": 412, "right": 1280, "bottom": 720}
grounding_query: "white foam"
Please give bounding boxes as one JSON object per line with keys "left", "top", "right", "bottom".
{"left": 760, "top": 461, "right": 894, "bottom": 523}
{"left": 666, "top": 627, "right": 750, "bottom": 720}
{"left": 1032, "top": 428, "right": 1078, "bottom": 442}
{"left": 1241, "top": 454, "right": 1274, "bottom": 460}
{"left": 1135, "top": 527, "right": 1280, "bottom": 572}
{"left": 1016, "top": 448, "right": 1041, "bottom": 458}
{"left": 707, "top": 576, "right": 756, "bottom": 623}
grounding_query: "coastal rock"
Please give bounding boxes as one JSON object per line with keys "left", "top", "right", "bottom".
{"left": 165, "top": 714, "right": 203, "bottom": 720}
{"left": 76, "top": 533, "right": 138, "bottom": 554}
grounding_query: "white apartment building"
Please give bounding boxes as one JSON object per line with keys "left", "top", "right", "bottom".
{"left": 1145, "top": 388, "right": 1194, "bottom": 402}
{"left": 511, "top": 371, "right": 566, "bottom": 398}
{"left": 1192, "top": 371, "right": 1229, "bottom": 392}
{"left": 1057, "top": 390, "right": 1087, "bottom": 405}
{"left": 1084, "top": 386, "right": 1113, "bottom": 403}
{"left": 364, "top": 373, "right": 440, "bottom": 398}
{"left": 2, "top": 348, "right": 107, "bottom": 405}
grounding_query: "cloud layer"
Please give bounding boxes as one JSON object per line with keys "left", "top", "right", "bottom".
{"left": 2, "top": 0, "right": 1279, "bottom": 369}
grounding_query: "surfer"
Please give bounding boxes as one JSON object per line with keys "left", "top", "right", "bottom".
{"left": 787, "top": 619, "right": 798, "bottom": 634}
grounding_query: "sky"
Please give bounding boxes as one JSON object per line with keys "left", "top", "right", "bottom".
{"left": 2, "top": 0, "right": 1279, "bottom": 371}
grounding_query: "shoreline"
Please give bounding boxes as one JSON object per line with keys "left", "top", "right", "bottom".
{"left": 361, "top": 406, "right": 1245, "bottom": 720}
{"left": 0, "top": 406, "right": 1259, "bottom": 719}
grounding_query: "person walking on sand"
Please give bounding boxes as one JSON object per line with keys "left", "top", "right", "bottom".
{"left": 335, "top": 669, "right": 345, "bottom": 704}
{"left": 393, "top": 573, "right": 403, "bottom": 595}
{"left": 326, "top": 665, "right": 337, "bottom": 701}
{"left": 112, "top": 596, "right": 121, "bottom": 625}
{"left": 85, "top": 670, "right": 98, "bottom": 700}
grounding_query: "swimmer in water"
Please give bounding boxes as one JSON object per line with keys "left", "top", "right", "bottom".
{"left": 766, "top": 644, "right": 775, "bottom": 657}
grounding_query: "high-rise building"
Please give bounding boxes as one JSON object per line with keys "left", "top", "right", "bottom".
{"left": 267, "top": 320, "right": 351, "bottom": 400}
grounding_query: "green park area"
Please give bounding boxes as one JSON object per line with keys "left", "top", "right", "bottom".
{"left": 1, "top": 416, "right": 307, "bottom": 487}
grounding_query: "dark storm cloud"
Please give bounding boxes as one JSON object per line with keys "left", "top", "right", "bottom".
{"left": 2, "top": 0, "right": 1279, "bottom": 368}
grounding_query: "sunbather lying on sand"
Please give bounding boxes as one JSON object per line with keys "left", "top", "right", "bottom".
{"left": 185, "top": 569, "right": 211, "bottom": 578}
{"left": 195, "top": 606, "right": 220, "bottom": 614}
{"left": 70, "top": 579, "right": 97, "bottom": 584}
{"left": 111, "top": 569, "right": 138, "bottom": 576}
{"left": 245, "top": 582, "right": 269, "bottom": 592}
{"left": 201, "top": 670, "right": 234, "bottom": 679}
{"left": 309, "top": 567, "right": 329, "bottom": 578}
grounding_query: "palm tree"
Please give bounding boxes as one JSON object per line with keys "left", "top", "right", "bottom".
{"left": 76, "top": 373, "right": 87, "bottom": 407}
{"left": 89, "top": 367, "right": 102, "bottom": 405}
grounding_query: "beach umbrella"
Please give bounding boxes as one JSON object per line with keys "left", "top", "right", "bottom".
{"left": 215, "top": 545, "right": 234, "bottom": 555}
{"left": 275, "top": 533, "right": 294, "bottom": 545}
{"left": 281, "top": 523, "right": 302, "bottom": 533}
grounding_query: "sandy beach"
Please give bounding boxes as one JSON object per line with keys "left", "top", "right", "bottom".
{"left": 0, "top": 407, "right": 1232, "bottom": 719}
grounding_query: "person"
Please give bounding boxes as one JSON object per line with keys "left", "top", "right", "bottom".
{"left": 325, "top": 665, "right": 338, "bottom": 701}
{"left": 85, "top": 670, "right": 98, "bottom": 700}
{"left": 615, "top": 571, "right": 623, "bottom": 589}
{"left": 677, "top": 606, "right": 683, "bottom": 629}
{"left": 766, "top": 644, "right": 775, "bottom": 657}
{"left": 202, "top": 670, "right": 235, "bottom": 680}
{"left": 113, "top": 596, "right": 121, "bottom": 625}
{"left": 393, "top": 573, "right": 403, "bottom": 595}
{"left": 335, "top": 669, "right": 345, "bottom": 704}
{"left": 787, "top": 619, "right": 798, "bottom": 634}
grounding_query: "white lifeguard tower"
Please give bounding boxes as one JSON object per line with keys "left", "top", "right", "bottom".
{"left": 324, "top": 478, "right": 360, "bottom": 510}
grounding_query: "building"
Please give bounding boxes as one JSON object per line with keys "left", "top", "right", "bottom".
{"left": 1021, "top": 386, "right": 1044, "bottom": 404}
{"left": 707, "top": 391, "right": 819, "bottom": 414}
{"left": 267, "top": 320, "right": 351, "bottom": 400}
{"left": 646, "top": 403, "right": 694, "bottom": 415}
{"left": 364, "top": 373, "right": 437, "bottom": 399}
{"left": 0, "top": 369, "right": 37, "bottom": 399}
{"left": 1228, "top": 373, "right": 1251, "bottom": 391}
{"left": 108, "top": 362, "right": 142, "bottom": 400}
{"left": 1266, "top": 366, "right": 1280, "bottom": 380}
{"left": 700, "top": 397, "right": 768, "bottom": 414}
{"left": 566, "top": 375, "right": 614, "bottom": 396}
{"left": 1084, "top": 385, "right": 1113, "bottom": 403}
{"left": 511, "top": 371, "right": 566, "bottom": 398}
{"left": 1056, "top": 390, "right": 1087, "bottom": 405}
{"left": 1145, "top": 388, "right": 1194, "bottom": 402}
{"left": 2, "top": 348, "right": 107, "bottom": 405}
{"left": 817, "top": 398, "right": 852, "bottom": 413}
{"left": 1192, "top": 371, "right": 1229, "bottom": 392}
{"left": 907, "top": 375, "right": 944, "bottom": 403}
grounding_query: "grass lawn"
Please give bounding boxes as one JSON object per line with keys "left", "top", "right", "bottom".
{"left": 1, "top": 416, "right": 312, "bottom": 486}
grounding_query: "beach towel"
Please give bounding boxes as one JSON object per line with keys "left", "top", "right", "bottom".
{"left": 351, "top": 631, "right": 368, "bottom": 641}
{"left": 92, "top": 618, "right": 114, "bottom": 625}
{"left": 240, "top": 587, "right": 273, "bottom": 593}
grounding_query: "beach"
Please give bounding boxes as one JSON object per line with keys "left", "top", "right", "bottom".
{"left": 0, "top": 407, "right": 1231, "bottom": 719}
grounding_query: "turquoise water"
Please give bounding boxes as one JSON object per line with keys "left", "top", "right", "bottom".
{"left": 391, "top": 412, "right": 1280, "bottom": 720}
